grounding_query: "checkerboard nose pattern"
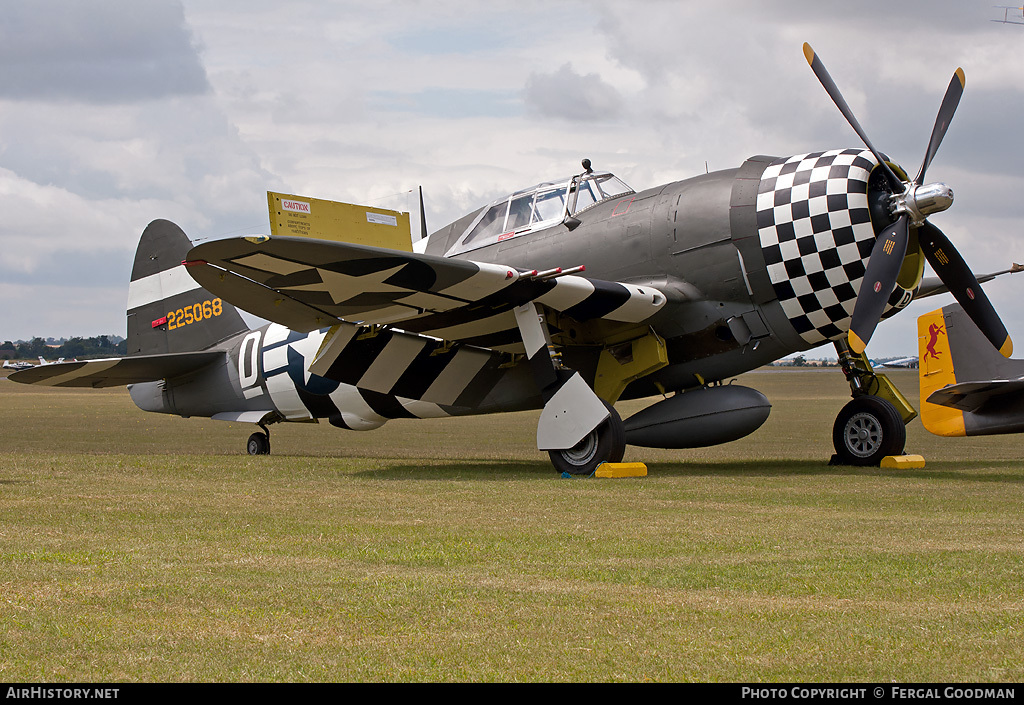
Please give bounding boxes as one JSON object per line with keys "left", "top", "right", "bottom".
{"left": 756, "top": 149, "right": 906, "bottom": 346}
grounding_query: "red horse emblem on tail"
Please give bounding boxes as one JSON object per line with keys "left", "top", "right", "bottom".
{"left": 925, "top": 322, "right": 946, "bottom": 362}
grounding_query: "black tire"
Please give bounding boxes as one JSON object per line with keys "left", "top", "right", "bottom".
{"left": 832, "top": 395, "right": 905, "bottom": 466}
{"left": 247, "top": 432, "right": 270, "bottom": 456}
{"left": 548, "top": 402, "right": 625, "bottom": 475}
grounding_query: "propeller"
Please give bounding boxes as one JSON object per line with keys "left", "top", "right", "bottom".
{"left": 803, "top": 43, "right": 1012, "bottom": 357}
{"left": 918, "top": 221, "right": 1012, "bottom": 356}
{"left": 846, "top": 214, "right": 909, "bottom": 354}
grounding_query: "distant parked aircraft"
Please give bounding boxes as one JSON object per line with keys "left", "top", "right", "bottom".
{"left": 874, "top": 357, "right": 918, "bottom": 369}
{"left": 36, "top": 357, "right": 67, "bottom": 366}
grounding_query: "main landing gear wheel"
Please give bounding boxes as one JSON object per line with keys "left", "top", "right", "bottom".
{"left": 548, "top": 402, "right": 626, "bottom": 476}
{"left": 247, "top": 432, "right": 270, "bottom": 456}
{"left": 832, "top": 395, "right": 905, "bottom": 467}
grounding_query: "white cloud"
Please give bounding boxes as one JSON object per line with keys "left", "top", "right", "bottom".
{"left": 0, "top": 0, "right": 1021, "bottom": 360}
{"left": 0, "top": 0, "right": 209, "bottom": 103}
{"left": 524, "top": 63, "right": 625, "bottom": 121}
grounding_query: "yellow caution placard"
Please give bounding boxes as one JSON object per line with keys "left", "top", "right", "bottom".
{"left": 268, "top": 192, "right": 412, "bottom": 252}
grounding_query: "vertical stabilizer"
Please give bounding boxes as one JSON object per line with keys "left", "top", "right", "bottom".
{"left": 919, "top": 303, "right": 1024, "bottom": 436}
{"left": 918, "top": 306, "right": 965, "bottom": 436}
{"left": 126, "top": 220, "right": 249, "bottom": 356}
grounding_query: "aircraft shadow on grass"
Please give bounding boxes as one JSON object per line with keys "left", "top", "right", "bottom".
{"left": 357, "top": 459, "right": 1024, "bottom": 484}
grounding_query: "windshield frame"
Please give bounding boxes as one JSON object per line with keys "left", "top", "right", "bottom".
{"left": 445, "top": 171, "right": 633, "bottom": 257}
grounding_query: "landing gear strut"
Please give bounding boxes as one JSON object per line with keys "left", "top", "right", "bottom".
{"left": 514, "top": 302, "right": 620, "bottom": 474}
{"left": 831, "top": 338, "right": 916, "bottom": 466}
{"left": 247, "top": 422, "right": 271, "bottom": 455}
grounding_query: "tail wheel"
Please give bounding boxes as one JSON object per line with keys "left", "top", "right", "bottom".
{"left": 247, "top": 432, "right": 270, "bottom": 456}
{"left": 832, "top": 395, "right": 905, "bottom": 466}
{"left": 548, "top": 402, "right": 625, "bottom": 475}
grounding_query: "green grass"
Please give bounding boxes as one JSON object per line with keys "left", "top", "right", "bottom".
{"left": 1, "top": 369, "right": 1022, "bottom": 681}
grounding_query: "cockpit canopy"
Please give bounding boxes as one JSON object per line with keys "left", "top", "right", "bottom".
{"left": 445, "top": 171, "right": 633, "bottom": 256}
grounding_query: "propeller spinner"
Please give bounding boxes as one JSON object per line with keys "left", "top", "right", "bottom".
{"left": 803, "top": 43, "right": 1012, "bottom": 357}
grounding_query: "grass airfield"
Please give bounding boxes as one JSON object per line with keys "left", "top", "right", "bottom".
{"left": 1, "top": 368, "right": 1022, "bottom": 682}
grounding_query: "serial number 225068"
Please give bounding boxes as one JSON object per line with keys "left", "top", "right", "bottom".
{"left": 168, "top": 299, "right": 223, "bottom": 330}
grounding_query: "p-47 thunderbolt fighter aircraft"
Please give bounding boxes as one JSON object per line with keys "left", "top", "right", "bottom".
{"left": 11, "top": 46, "right": 1019, "bottom": 471}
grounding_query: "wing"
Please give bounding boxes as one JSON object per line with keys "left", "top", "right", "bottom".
{"left": 7, "top": 351, "right": 222, "bottom": 388}
{"left": 185, "top": 236, "right": 667, "bottom": 349}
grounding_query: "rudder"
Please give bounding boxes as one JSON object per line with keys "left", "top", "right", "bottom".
{"left": 126, "top": 220, "right": 249, "bottom": 356}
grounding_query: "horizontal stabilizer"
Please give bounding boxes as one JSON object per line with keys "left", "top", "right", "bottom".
{"left": 7, "top": 351, "right": 223, "bottom": 388}
{"left": 926, "top": 379, "right": 1024, "bottom": 412}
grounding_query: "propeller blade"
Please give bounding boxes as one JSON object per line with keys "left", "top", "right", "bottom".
{"left": 918, "top": 221, "right": 1013, "bottom": 356}
{"left": 803, "top": 43, "right": 905, "bottom": 193}
{"left": 915, "top": 68, "right": 965, "bottom": 185}
{"left": 847, "top": 215, "right": 910, "bottom": 354}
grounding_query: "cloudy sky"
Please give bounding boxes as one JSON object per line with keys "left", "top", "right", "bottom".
{"left": 2, "top": 0, "right": 1024, "bottom": 358}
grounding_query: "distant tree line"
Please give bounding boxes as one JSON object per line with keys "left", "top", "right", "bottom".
{"left": 1, "top": 336, "right": 127, "bottom": 360}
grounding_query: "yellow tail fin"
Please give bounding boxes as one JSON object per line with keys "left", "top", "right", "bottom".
{"left": 918, "top": 307, "right": 965, "bottom": 436}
